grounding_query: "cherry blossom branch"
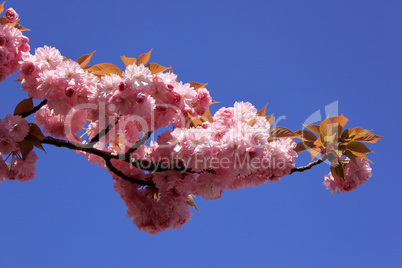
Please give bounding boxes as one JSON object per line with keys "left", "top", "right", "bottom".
{"left": 105, "top": 158, "right": 156, "bottom": 188}
{"left": 89, "top": 116, "right": 121, "bottom": 145}
{"left": 41, "top": 136, "right": 191, "bottom": 173}
{"left": 18, "top": 99, "right": 48, "bottom": 118}
{"left": 290, "top": 155, "right": 330, "bottom": 174}
{"left": 124, "top": 131, "right": 153, "bottom": 159}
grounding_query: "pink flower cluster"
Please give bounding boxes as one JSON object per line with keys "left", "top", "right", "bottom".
{"left": 113, "top": 171, "right": 197, "bottom": 234}
{"left": 0, "top": 9, "right": 30, "bottom": 82}
{"left": 323, "top": 157, "right": 372, "bottom": 194}
{"left": 108, "top": 101, "right": 297, "bottom": 234}
{"left": 17, "top": 46, "right": 213, "bottom": 145}
{"left": 0, "top": 114, "right": 38, "bottom": 183}
{"left": 152, "top": 101, "right": 297, "bottom": 201}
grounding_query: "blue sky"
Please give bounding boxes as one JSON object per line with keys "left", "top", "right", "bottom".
{"left": 0, "top": 0, "right": 401, "bottom": 267}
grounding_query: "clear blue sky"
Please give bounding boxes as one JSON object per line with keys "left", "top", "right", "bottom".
{"left": 1, "top": 0, "right": 401, "bottom": 267}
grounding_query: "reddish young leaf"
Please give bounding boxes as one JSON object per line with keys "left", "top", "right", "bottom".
{"left": 26, "top": 134, "right": 45, "bottom": 152}
{"left": 331, "top": 164, "right": 345, "bottom": 181}
{"left": 257, "top": 103, "right": 269, "bottom": 117}
{"left": 247, "top": 117, "right": 256, "bottom": 126}
{"left": 189, "top": 82, "right": 208, "bottom": 93}
{"left": 0, "top": 2, "right": 5, "bottom": 14}
{"left": 295, "top": 130, "right": 317, "bottom": 142}
{"left": 76, "top": 50, "right": 96, "bottom": 67}
{"left": 137, "top": 48, "right": 153, "bottom": 66}
{"left": 187, "top": 113, "right": 203, "bottom": 127}
{"left": 14, "top": 23, "right": 30, "bottom": 31}
{"left": 343, "top": 150, "right": 358, "bottom": 165}
{"left": 121, "top": 55, "right": 136, "bottom": 67}
{"left": 331, "top": 114, "right": 348, "bottom": 128}
{"left": 146, "top": 62, "right": 169, "bottom": 74}
{"left": 29, "top": 123, "right": 45, "bottom": 141}
{"left": 13, "top": 98, "right": 33, "bottom": 116}
{"left": 346, "top": 141, "right": 372, "bottom": 155}
{"left": 185, "top": 194, "right": 198, "bottom": 211}
{"left": 295, "top": 141, "right": 315, "bottom": 153}
{"left": 302, "top": 123, "right": 320, "bottom": 135}
{"left": 0, "top": 17, "right": 7, "bottom": 26}
{"left": 269, "top": 127, "right": 298, "bottom": 141}
{"left": 352, "top": 129, "right": 384, "bottom": 144}
{"left": 310, "top": 147, "right": 321, "bottom": 160}
{"left": 266, "top": 114, "right": 274, "bottom": 126}
{"left": 18, "top": 140, "right": 34, "bottom": 159}
{"left": 319, "top": 117, "right": 332, "bottom": 137}
{"left": 86, "top": 63, "right": 122, "bottom": 77}
{"left": 201, "top": 107, "right": 213, "bottom": 123}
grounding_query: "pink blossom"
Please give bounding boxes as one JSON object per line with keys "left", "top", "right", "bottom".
{"left": 33, "top": 46, "right": 63, "bottom": 70}
{"left": 266, "top": 138, "right": 297, "bottom": 178}
{"left": 324, "top": 157, "right": 372, "bottom": 194}
{"left": 214, "top": 107, "right": 235, "bottom": 127}
{"left": 234, "top": 101, "right": 257, "bottom": 122}
{"left": 0, "top": 137, "right": 18, "bottom": 155}
{"left": 123, "top": 64, "right": 153, "bottom": 92}
{"left": 193, "top": 171, "right": 228, "bottom": 200}
{"left": 20, "top": 61, "right": 36, "bottom": 76}
{"left": 5, "top": 8, "right": 19, "bottom": 23}
{"left": 4, "top": 115, "right": 30, "bottom": 142}
{"left": 10, "top": 151, "right": 38, "bottom": 182}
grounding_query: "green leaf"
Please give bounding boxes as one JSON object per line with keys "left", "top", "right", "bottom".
{"left": 13, "top": 98, "right": 33, "bottom": 117}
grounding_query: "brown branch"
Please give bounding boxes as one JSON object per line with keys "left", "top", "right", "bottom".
{"left": 290, "top": 155, "right": 330, "bottom": 174}
{"left": 89, "top": 116, "right": 121, "bottom": 145}
{"left": 18, "top": 99, "right": 48, "bottom": 118}
{"left": 124, "top": 131, "right": 153, "bottom": 159}
{"left": 105, "top": 158, "right": 156, "bottom": 188}
{"left": 41, "top": 136, "right": 192, "bottom": 173}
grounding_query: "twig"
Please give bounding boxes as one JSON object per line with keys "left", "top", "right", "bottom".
{"left": 105, "top": 158, "right": 156, "bottom": 188}
{"left": 18, "top": 99, "right": 48, "bottom": 118}
{"left": 42, "top": 136, "right": 192, "bottom": 173}
{"left": 124, "top": 131, "right": 153, "bottom": 159}
{"left": 290, "top": 155, "right": 330, "bottom": 174}
{"left": 89, "top": 116, "right": 121, "bottom": 145}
